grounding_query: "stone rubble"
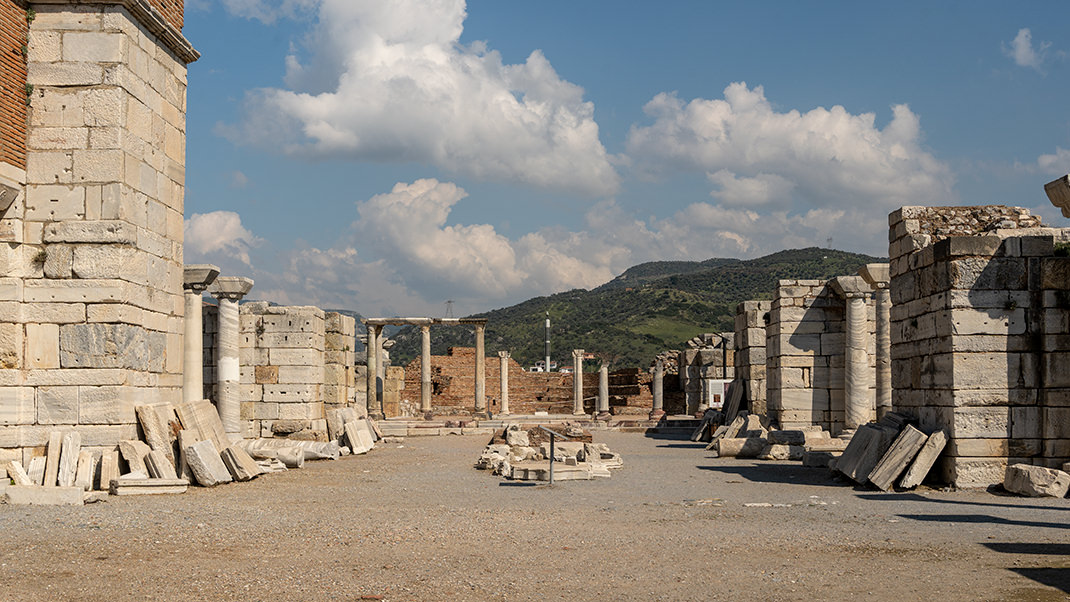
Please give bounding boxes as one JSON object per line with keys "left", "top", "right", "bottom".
{"left": 475, "top": 425, "right": 622, "bottom": 482}
{"left": 1003, "top": 464, "right": 1070, "bottom": 498}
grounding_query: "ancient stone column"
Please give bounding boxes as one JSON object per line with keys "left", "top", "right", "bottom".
{"left": 420, "top": 324, "right": 432, "bottom": 415}
{"left": 650, "top": 361, "right": 665, "bottom": 419}
{"left": 498, "top": 351, "right": 511, "bottom": 416}
{"left": 183, "top": 265, "right": 219, "bottom": 404}
{"left": 597, "top": 364, "right": 610, "bottom": 419}
{"left": 572, "top": 349, "right": 586, "bottom": 415}
{"left": 209, "top": 277, "right": 254, "bottom": 439}
{"left": 365, "top": 324, "right": 382, "bottom": 419}
{"left": 474, "top": 323, "right": 486, "bottom": 415}
{"left": 832, "top": 275, "right": 872, "bottom": 433}
{"left": 860, "top": 263, "right": 891, "bottom": 420}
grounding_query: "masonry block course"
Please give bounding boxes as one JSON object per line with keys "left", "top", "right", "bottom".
{"left": 889, "top": 205, "right": 1070, "bottom": 487}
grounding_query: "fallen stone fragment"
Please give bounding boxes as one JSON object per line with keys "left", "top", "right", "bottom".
{"left": 868, "top": 424, "right": 927, "bottom": 491}
{"left": 7, "top": 461, "right": 33, "bottom": 486}
{"left": 177, "top": 430, "right": 198, "bottom": 483}
{"left": 98, "top": 452, "right": 120, "bottom": 491}
{"left": 4, "top": 485, "right": 83, "bottom": 506}
{"left": 185, "top": 440, "right": 233, "bottom": 487}
{"left": 110, "top": 478, "right": 188, "bottom": 496}
{"left": 345, "top": 421, "right": 375, "bottom": 455}
{"left": 43, "top": 431, "right": 63, "bottom": 487}
{"left": 136, "top": 405, "right": 175, "bottom": 463}
{"left": 118, "top": 440, "right": 152, "bottom": 475}
{"left": 717, "top": 437, "right": 765, "bottom": 458}
{"left": 835, "top": 423, "right": 899, "bottom": 484}
{"left": 74, "top": 450, "right": 94, "bottom": 491}
{"left": 1004, "top": 464, "right": 1070, "bottom": 498}
{"left": 221, "top": 446, "right": 262, "bottom": 482}
{"left": 27, "top": 456, "right": 46, "bottom": 486}
{"left": 505, "top": 427, "right": 529, "bottom": 447}
{"left": 276, "top": 447, "right": 305, "bottom": 469}
{"left": 145, "top": 449, "right": 178, "bottom": 480}
{"left": 57, "top": 432, "right": 81, "bottom": 488}
{"left": 898, "top": 430, "right": 947, "bottom": 490}
{"left": 238, "top": 438, "right": 339, "bottom": 461}
{"left": 802, "top": 451, "right": 841, "bottom": 468}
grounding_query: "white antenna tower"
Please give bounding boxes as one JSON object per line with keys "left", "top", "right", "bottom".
{"left": 444, "top": 300, "right": 455, "bottom": 318}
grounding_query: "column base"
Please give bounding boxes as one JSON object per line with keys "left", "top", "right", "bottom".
{"left": 596, "top": 412, "right": 612, "bottom": 421}
{"left": 369, "top": 412, "right": 385, "bottom": 421}
{"left": 648, "top": 409, "right": 665, "bottom": 421}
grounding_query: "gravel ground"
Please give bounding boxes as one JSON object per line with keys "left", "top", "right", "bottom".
{"left": 1, "top": 432, "right": 1068, "bottom": 602}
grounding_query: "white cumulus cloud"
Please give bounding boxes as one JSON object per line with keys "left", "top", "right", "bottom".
{"left": 184, "top": 211, "right": 263, "bottom": 266}
{"left": 1038, "top": 147, "right": 1070, "bottom": 175}
{"left": 222, "top": 0, "right": 619, "bottom": 197}
{"left": 1003, "top": 28, "right": 1050, "bottom": 71}
{"left": 625, "top": 83, "right": 954, "bottom": 211}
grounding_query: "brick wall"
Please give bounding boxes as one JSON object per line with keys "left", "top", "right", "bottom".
{"left": 399, "top": 347, "right": 632, "bottom": 416}
{"left": 146, "top": 0, "right": 183, "bottom": 30}
{"left": 889, "top": 205, "right": 1070, "bottom": 487}
{"left": 0, "top": 0, "right": 27, "bottom": 170}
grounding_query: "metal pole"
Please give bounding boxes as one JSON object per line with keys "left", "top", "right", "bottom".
{"left": 549, "top": 432, "right": 555, "bottom": 485}
{"left": 544, "top": 312, "right": 551, "bottom": 372}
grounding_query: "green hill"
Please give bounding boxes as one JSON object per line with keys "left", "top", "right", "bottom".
{"left": 387, "top": 247, "right": 882, "bottom": 370}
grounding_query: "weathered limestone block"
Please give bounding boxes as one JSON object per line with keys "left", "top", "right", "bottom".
{"left": 136, "top": 405, "right": 174, "bottom": 462}
{"left": 344, "top": 421, "right": 375, "bottom": 455}
{"left": 1004, "top": 464, "right": 1070, "bottom": 498}
{"left": 868, "top": 425, "right": 928, "bottom": 491}
{"left": 98, "top": 451, "right": 120, "bottom": 491}
{"left": 835, "top": 424, "right": 899, "bottom": 484}
{"left": 505, "top": 428, "right": 529, "bottom": 447}
{"left": 5, "top": 486, "right": 83, "bottom": 506}
{"left": 145, "top": 449, "right": 178, "bottom": 480}
{"left": 802, "top": 450, "right": 841, "bottom": 468}
{"left": 57, "top": 432, "right": 81, "bottom": 487}
{"left": 118, "top": 439, "right": 151, "bottom": 474}
{"left": 7, "top": 460, "right": 33, "bottom": 486}
{"left": 899, "top": 430, "right": 948, "bottom": 489}
{"left": 184, "top": 439, "right": 232, "bottom": 487}
{"left": 43, "top": 431, "right": 64, "bottom": 486}
{"left": 74, "top": 450, "right": 94, "bottom": 491}
{"left": 717, "top": 437, "right": 766, "bottom": 458}
{"left": 28, "top": 456, "right": 47, "bottom": 485}
{"left": 59, "top": 323, "right": 166, "bottom": 371}
{"left": 220, "top": 446, "right": 262, "bottom": 482}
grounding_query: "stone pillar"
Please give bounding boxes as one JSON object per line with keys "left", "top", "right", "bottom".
{"left": 420, "top": 325, "right": 432, "bottom": 415}
{"left": 572, "top": 349, "right": 586, "bottom": 415}
{"left": 209, "top": 277, "right": 254, "bottom": 439}
{"left": 650, "top": 361, "right": 665, "bottom": 419}
{"left": 183, "top": 265, "right": 219, "bottom": 404}
{"left": 597, "top": 364, "right": 610, "bottom": 419}
{"left": 474, "top": 323, "right": 486, "bottom": 415}
{"left": 365, "top": 324, "right": 382, "bottom": 419}
{"left": 832, "top": 275, "right": 872, "bottom": 433}
{"left": 860, "top": 264, "right": 891, "bottom": 420}
{"left": 498, "top": 351, "right": 511, "bottom": 416}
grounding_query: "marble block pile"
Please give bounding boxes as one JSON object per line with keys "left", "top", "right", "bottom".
{"left": 475, "top": 425, "right": 622, "bottom": 482}
{"left": 832, "top": 413, "right": 947, "bottom": 491}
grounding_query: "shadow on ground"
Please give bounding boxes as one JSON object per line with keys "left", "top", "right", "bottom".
{"left": 697, "top": 463, "right": 852, "bottom": 488}
{"left": 857, "top": 493, "right": 1070, "bottom": 513}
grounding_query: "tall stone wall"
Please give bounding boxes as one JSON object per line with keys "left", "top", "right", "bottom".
{"left": 239, "top": 302, "right": 326, "bottom": 439}
{"left": 0, "top": 3, "right": 195, "bottom": 465}
{"left": 323, "top": 311, "right": 356, "bottom": 411}
{"left": 734, "top": 300, "right": 770, "bottom": 415}
{"left": 678, "top": 335, "right": 734, "bottom": 414}
{"left": 766, "top": 279, "right": 875, "bottom": 434}
{"left": 889, "top": 205, "right": 1070, "bottom": 487}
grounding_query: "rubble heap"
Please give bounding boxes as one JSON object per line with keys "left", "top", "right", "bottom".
{"left": 475, "top": 425, "right": 622, "bottom": 482}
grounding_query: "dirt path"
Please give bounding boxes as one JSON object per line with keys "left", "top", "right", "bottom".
{"left": 2, "top": 432, "right": 1068, "bottom": 601}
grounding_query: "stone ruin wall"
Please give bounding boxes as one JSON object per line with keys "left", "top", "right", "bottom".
{"left": 734, "top": 300, "right": 770, "bottom": 416}
{"left": 397, "top": 347, "right": 653, "bottom": 417}
{"left": 0, "top": 3, "right": 195, "bottom": 466}
{"left": 766, "top": 279, "right": 876, "bottom": 435}
{"left": 889, "top": 205, "right": 1070, "bottom": 487}
{"left": 678, "top": 337, "right": 734, "bottom": 414}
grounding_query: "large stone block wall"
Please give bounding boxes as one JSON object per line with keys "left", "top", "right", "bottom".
{"left": 323, "top": 311, "right": 356, "bottom": 410}
{"left": 0, "top": 3, "right": 193, "bottom": 465}
{"left": 766, "top": 279, "right": 875, "bottom": 434}
{"left": 0, "top": 0, "right": 27, "bottom": 172}
{"left": 239, "top": 302, "right": 326, "bottom": 439}
{"left": 678, "top": 336, "right": 734, "bottom": 414}
{"left": 734, "top": 300, "right": 770, "bottom": 415}
{"left": 889, "top": 205, "right": 1070, "bottom": 487}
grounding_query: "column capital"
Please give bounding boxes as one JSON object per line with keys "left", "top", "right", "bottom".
{"left": 858, "top": 263, "right": 890, "bottom": 289}
{"left": 572, "top": 348, "right": 585, "bottom": 359}
{"left": 498, "top": 350, "right": 510, "bottom": 359}
{"left": 183, "top": 264, "right": 219, "bottom": 293}
{"left": 830, "top": 275, "right": 872, "bottom": 300}
{"left": 209, "top": 276, "right": 254, "bottom": 301}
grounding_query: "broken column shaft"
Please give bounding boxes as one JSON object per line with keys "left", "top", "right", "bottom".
{"left": 210, "top": 276, "right": 254, "bottom": 438}
{"left": 498, "top": 350, "right": 511, "bottom": 415}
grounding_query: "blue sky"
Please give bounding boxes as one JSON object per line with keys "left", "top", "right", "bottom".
{"left": 180, "top": 1, "right": 1070, "bottom": 317}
